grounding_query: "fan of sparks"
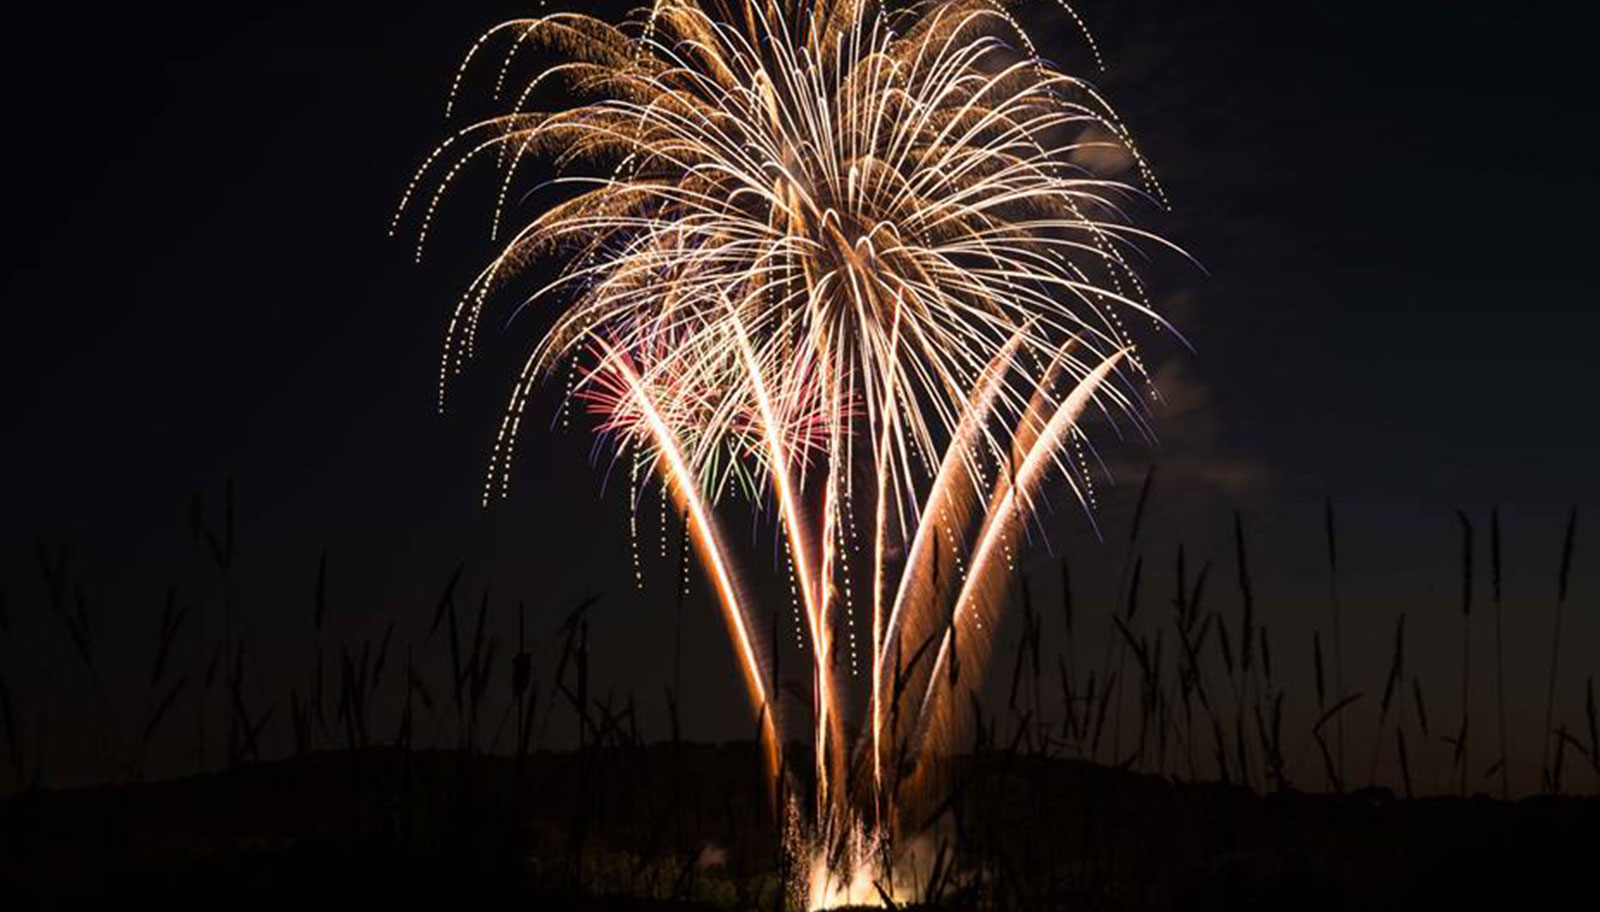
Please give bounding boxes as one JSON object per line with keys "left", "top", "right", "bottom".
{"left": 395, "top": 0, "right": 1183, "bottom": 894}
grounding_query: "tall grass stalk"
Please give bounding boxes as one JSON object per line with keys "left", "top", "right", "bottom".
{"left": 1367, "top": 612, "right": 1404, "bottom": 787}
{"left": 1104, "top": 465, "right": 1155, "bottom": 763}
{"left": 1324, "top": 497, "right": 1346, "bottom": 785}
{"left": 1541, "top": 507, "right": 1578, "bottom": 792}
{"left": 1491, "top": 508, "right": 1508, "bottom": 799}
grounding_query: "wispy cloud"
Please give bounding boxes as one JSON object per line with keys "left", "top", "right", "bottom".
{"left": 1111, "top": 355, "right": 1276, "bottom": 505}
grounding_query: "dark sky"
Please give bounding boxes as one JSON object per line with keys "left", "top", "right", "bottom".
{"left": 2, "top": 1, "right": 1595, "bottom": 790}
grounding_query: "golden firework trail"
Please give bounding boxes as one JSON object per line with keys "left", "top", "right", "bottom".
{"left": 395, "top": 0, "right": 1185, "bottom": 904}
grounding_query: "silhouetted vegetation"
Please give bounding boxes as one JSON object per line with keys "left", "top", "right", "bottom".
{"left": 0, "top": 481, "right": 1591, "bottom": 910}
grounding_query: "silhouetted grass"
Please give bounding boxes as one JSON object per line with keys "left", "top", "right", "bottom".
{"left": 1323, "top": 496, "right": 1346, "bottom": 786}
{"left": 1542, "top": 507, "right": 1579, "bottom": 792}
{"left": 1454, "top": 510, "right": 1473, "bottom": 795}
{"left": 1, "top": 479, "right": 1595, "bottom": 911}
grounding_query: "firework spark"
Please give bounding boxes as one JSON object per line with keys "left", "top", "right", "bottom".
{"left": 396, "top": 0, "right": 1182, "bottom": 904}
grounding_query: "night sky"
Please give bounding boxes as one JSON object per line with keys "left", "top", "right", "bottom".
{"left": 2, "top": 0, "right": 1595, "bottom": 788}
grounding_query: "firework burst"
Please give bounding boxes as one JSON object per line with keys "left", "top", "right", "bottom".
{"left": 395, "top": 0, "right": 1183, "bottom": 904}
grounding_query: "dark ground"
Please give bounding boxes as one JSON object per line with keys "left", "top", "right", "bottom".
{"left": 3, "top": 743, "right": 1595, "bottom": 910}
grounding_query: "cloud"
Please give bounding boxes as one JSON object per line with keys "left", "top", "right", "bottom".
{"left": 1106, "top": 356, "right": 1276, "bottom": 502}
{"left": 1068, "top": 125, "right": 1136, "bottom": 176}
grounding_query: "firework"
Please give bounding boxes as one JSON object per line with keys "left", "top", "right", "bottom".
{"left": 396, "top": 0, "right": 1180, "bottom": 904}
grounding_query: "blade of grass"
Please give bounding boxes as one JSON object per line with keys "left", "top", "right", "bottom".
{"left": 1324, "top": 496, "right": 1346, "bottom": 784}
{"left": 1541, "top": 507, "right": 1578, "bottom": 792}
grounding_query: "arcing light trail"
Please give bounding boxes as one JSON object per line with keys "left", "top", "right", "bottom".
{"left": 394, "top": 0, "right": 1184, "bottom": 905}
